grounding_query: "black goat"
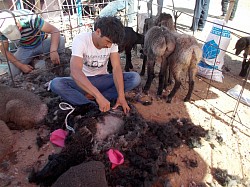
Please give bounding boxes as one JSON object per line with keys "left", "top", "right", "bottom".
{"left": 234, "top": 36, "right": 250, "bottom": 77}
{"left": 108, "top": 27, "right": 144, "bottom": 73}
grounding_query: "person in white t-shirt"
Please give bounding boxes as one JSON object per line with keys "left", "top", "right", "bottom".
{"left": 50, "top": 16, "right": 141, "bottom": 114}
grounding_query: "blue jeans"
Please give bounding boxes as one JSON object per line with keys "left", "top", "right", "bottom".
{"left": 50, "top": 72, "right": 141, "bottom": 106}
{"left": 221, "top": 0, "right": 238, "bottom": 19}
{"left": 191, "top": 0, "right": 210, "bottom": 31}
{"left": 10, "top": 35, "right": 65, "bottom": 77}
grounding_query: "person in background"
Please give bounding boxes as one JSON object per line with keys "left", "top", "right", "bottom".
{"left": 221, "top": 0, "right": 239, "bottom": 21}
{"left": 50, "top": 16, "right": 141, "bottom": 114}
{"left": 0, "top": 9, "right": 65, "bottom": 77}
{"left": 190, "top": 0, "right": 210, "bottom": 32}
{"left": 147, "top": 0, "right": 164, "bottom": 17}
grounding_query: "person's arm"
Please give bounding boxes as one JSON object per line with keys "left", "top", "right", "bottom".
{"left": 40, "top": 21, "right": 61, "bottom": 64}
{"left": 70, "top": 56, "right": 110, "bottom": 112}
{"left": 110, "top": 52, "right": 130, "bottom": 114}
{"left": 0, "top": 39, "right": 33, "bottom": 73}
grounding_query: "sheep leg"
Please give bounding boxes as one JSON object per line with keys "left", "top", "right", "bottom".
{"left": 157, "top": 58, "right": 169, "bottom": 96}
{"left": 184, "top": 67, "right": 196, "bottom": 102}
{"left": 239, "top": 54, "right": 249, "bottom": 77}
{"left": 143, "top": 58, "right": 155, "bottom": 94}
{"left": 125, "top": 47, "right": 133, "bottom": 72}
{"left": 163, "top": 64, "right": 172, "bottom": 90}
{"left": 166, "top": 70, "right": 181, "bottom": 103}
{"left": 140, "top": 54, "right": 147, "bottom": 76}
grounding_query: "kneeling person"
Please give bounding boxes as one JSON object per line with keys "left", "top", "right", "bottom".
{"left": 0, "top": 9, "right": 65, "bottom": 76}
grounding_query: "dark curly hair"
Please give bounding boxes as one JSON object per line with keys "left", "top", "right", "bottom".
{"left": 94, "top": 16, "right": 125, "bottom": 45}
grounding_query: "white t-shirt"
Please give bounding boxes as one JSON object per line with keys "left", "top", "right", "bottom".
{"left": 71, "top": 32, "right": 118, "bottom": 76}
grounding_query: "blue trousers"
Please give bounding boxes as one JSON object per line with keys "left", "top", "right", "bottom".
{"left": 147, "top": 0, "right": 164, "bottom": 17}
{"left": 221, "top": 0, "right": 238, "bottom": 19}
{"left": 50, "top": 72, "right": 141, "bottom": 106}
{"left": 10, "top": 35, "right": 65, "bottom": 77}
{"left": 191, "top": 0, "right": 210, "bottom": 31}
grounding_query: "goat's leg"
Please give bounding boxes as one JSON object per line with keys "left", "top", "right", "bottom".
{"left": 157, "top": 57, "right": 168, "bottom": 96}
{"left": 163, "top": 64, "right": 172, "bottom": 90}
{"left": 125, "top": 47, "right": 133, "bottom": 72}
{"left": 166, "top": 70, "right": 181, "bottom": 103}
{"left": 143, "top": 57, "right": 155, "bottom": 94}
{"left": 184, "top": 67, "right": 196, "bottom": 102}
{"left": 239, "top": 54, "right": 249, "bottom": 77}
{"left": 140, "top": 55, "right": 147, "bottom": 76}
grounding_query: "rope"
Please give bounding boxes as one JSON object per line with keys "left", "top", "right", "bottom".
{"left": 59, "top": 102, "right": 76, "bottom": 133}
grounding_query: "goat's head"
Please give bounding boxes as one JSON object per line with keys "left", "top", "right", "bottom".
{"left": 234, "top": 37, "right": 249, "bottom": 55}
{"left": 155, "top": 13, "right": 175, "bottom": 31}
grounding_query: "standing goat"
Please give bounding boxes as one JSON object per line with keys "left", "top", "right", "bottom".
{"left": 143, "top": 13, "right": 202, "bottom": 102}
{"left": 166, "top": 33, "right": 202, "bottom": 102}
{"left": 143, "top": 26, "right": 176, "bottom": 96}
{"left": 140, "top": 13, "right": 175, "bottom": 76}
{"left": 234, "top": 36, "right": 250, "bottom": 77}
{"left": 108, "top": 27, "right": 144, "bottom": 73}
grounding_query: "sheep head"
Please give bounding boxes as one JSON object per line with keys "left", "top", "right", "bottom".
{"left": 155, "top": 13, "right": 175, "bottom": 31}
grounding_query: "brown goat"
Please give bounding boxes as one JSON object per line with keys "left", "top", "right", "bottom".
{"left": 140, "top": 13, "right": 175, "bottom": 76}
{"left": 154, "top": 13, "right": 175, "bottom": 31}
{"left": 143, "top": 26, "right": 176, "bottom": 96}
{"left": 166, "top": 33, "right": 202, "bottom": 102}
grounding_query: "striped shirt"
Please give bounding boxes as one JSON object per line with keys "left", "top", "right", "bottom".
{"left": 1, "top": 9, "right": 46, "bottom": 48}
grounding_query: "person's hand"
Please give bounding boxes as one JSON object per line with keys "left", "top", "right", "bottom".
{"left": 112, "top": 97, "right": 130, "bottom": 114}
{"left": 50, "top": 51, "right": 60, "bottom": 65}
{"left": 96, "top": 95, "right": 110, "bottom": 112}
{"left": 20, "top": 64, "right": 33, "bottom": 74}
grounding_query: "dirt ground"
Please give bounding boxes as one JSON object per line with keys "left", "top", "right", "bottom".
{"left": 0, "top": 0, "right": 250, "bottom": 186}
{"left": 0, "top": 46, "right": 249, "bottom": 186}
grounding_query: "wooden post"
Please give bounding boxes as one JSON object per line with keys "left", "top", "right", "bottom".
{"left": 35, "top": 0, "right": 41, "bottom": 13}
{"left": 224, "top": 0, "right": 235, "bottom": 22}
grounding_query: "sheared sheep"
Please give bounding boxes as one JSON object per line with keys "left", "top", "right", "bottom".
{"left": 166, "top": 33, "right": 202, "bottom": 102}
{"left": 234, "top": 36, "right": 250, "bottom": 77}
{"left": 140, "top": 13, "right": 175, "bottom": 76}
{"left": 0, "top": 85, "right": 48, "bottom": 129}
{"left": 143, "top": 12, "right": 202, "bottom": 102}
{"left": 143, "top": 26, "right": 176, "bottom": 96}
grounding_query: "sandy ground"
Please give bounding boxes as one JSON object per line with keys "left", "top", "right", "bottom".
{"left": 0, "top": 0, "right": 250, "bottom": 186}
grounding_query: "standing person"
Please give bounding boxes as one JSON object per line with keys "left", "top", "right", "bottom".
{"left": 190, "top": 0, "right": 210, "bottom": 32}
{"left": 147, "top": 0, "right": 164, "bottom": 17}
{"left": 221, "top": 0, "right": 239, "bottom": 21}
{"left": 157, "top": 0, "right": 164, "bottom": 16}
{"left": 0, "top": 9, "right": 65, "bottom": 77}
{"left": 50, "top": 17, "right": 141, "bottom": 114}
